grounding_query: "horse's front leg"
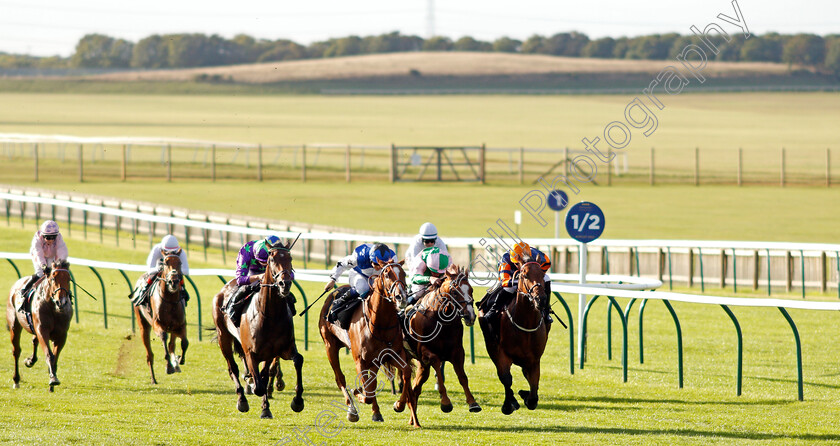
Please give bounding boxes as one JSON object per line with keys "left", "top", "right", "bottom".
{"left": 290, "top": 351, "right": 304, "bottom": 413}
{"left": 24, "top": 335, "right": 38, "bottom": 368}
{"left": 35, "top": 328, "right": 58, "bottom": 391}
{"left": 495, "top": 353, "right": 519, "bottom": 415}
{"left": 399, "top": 354, "right": 421, "bottom": 428}
{"left": 259, "top": 361, "right": 273, "bottom": 419}
{"left": 397, "top": 359, "right": 428, "bottom": 413}
{"left": 519, "top": 363, "right": 541, "bottom": 410}
{"left": 166, "top": 333, "right": 181, "bottom": 373}
{"left": 429, "top": 357, "right": 453, "bottom": 413}
{"left": 451, "top": 347, "right": 481, "bottom": 412}
{"left": 160, "top": 331, "right": 175, "bottom": 375}
{"left": 10, "top": 320, "right": 22, "bottom": 389}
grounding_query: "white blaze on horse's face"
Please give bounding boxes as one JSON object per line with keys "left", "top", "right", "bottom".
{"left": 460, "top": 283, "right": 476, "bottom": 326}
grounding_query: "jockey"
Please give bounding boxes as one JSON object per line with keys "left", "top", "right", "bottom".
{"left": 324, "top": 243, "right": 397, "bottom": 324}
{"left": 225, "top": 235, "right": 296, "bottom": 325}
{"left": 407, "top": 246, "right": 450, "bottom": 306}
{"left": 19, "top": 220, "right": 68, "bottom": 310}
{"left": 134, "top": 235, "right": 190, "bottom": 306}
{"left": 480, "top": 241, "right": 552, "bottom": 330}
{"left": 404, "top": 222, "right": 448, "bottom": 268}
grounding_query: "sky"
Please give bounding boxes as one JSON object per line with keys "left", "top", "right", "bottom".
{"left": 0, "top": 0, "right": 837, "bottom": 57}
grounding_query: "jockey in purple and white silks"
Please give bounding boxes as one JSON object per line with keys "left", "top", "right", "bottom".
{"left": 225, "top": 235, "right": 296, "bottom": 325}
{"left": 20, "top": 220, "right": 68, "bottom": 310}
{"left": 323, "top": 243, "right": 397, "bottom": 324}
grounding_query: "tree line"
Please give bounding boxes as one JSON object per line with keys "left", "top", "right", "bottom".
{"left": 2, "top": 31, "right": 839, "bottom": 75}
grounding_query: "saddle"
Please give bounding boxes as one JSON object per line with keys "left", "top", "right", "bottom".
{"left": 328, "top": 288, "right": 362, "bottom": 330}
{"left": 15, "top": 278, "right": 39, "bottom": 331}
{"left": 130, "top": 275, "right": 159, "bottom": 308}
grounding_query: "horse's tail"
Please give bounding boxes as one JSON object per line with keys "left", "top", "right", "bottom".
{"left": 205, "top": 327, "right": 218, "bottom": 344}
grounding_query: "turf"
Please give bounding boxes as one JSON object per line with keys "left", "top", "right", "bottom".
{"left": 2, "top": 226, "right": 840, "bottom": 445}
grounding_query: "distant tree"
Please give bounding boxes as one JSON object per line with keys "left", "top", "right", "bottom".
{"left": 257, "top": 40, "right": 307, "bottom": 62}
{"left": 612, "top": 37, "right": 630, "bottom": 58}
{"left": 715, "top": 38, "right": 742, "bottom": 61}
{"left": 492, "top": 37, "right": 521, "bottom": 53}
{"left": 739, "top": 36, "right": 781, "bottom": 62}
{"left": 453, "top": 36, "right": 492, "bottom": 52}
{"left": 323, "top": 36, "right": 364, "bottom": 57}
{"left": 422, "top": 36, "right": 454, "bottom": 51}
{"left": 625, "top": 33, "right": 677, "bottom": 60}
{"left": 364, "top": 32, "right": 423, "bottom": 53}
{"left": 306, "top": 41, "right": 330, "bottom": 58}
{"left": 542, "top": 32, "right": 590, "bottom": 56}
{"left": 166, "top": 34, "right": 212, "bottom": 67}
{"left": 825, "top": 37, "right": 840, "bottom": 75}
{"left": 582, "top": 37, "right": 616, "bottom": 58}
{"left": 71, "top": 34, "right": 133, "bottom": 68}
{"left": 520, "top": 35, "right": 545, "bottom": 53}
{"left": 667, "top": 36, "right": 695, "bottom": 59}
{"left": 131, "top": 35, "right": 169, "bottom": 68}
{"left": 782, "top": 34, "right": 826, "bottom": 67}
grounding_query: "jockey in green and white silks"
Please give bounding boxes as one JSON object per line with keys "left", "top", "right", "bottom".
{"left": 407, "top": 246, "right": 450, "bottom": 305}
{"left": 404, "top": 222, "right": 449, "bottom": 268}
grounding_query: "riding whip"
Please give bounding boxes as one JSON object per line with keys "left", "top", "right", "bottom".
{"left": 299, "top": 286, "right": 333, "bottom": 316}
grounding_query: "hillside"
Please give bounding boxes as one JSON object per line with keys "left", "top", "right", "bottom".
{"left": 85, "top": 51, "right": 794, "bottom": 84}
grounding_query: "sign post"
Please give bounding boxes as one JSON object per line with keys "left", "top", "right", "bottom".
{"left": 547, "top": 189, "right": 569, "bottom": 239}
{"left": 565, "top": 201, "right": 605, "bottom": 362}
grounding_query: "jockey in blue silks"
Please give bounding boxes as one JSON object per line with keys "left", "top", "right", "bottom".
{"left": 323, "top": 243, "right": 396, "bottom": 324}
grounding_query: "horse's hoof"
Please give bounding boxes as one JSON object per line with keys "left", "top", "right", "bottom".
{"left": 290, "top": 397, "right": 304, "bottom": 413}
{"left": 166, "top": 364, "right": 175, "bottom": 375}
{"left": 469, "top": 402, "right": 482, "bottom": 413}
{"left": 49, "top": 385, "right": 54, "bottom": 393}
{"left": 24, "top": 357, "right": 37, "bottom": 368}
{"left": 501, "top": 403, "right": 514, "bottom": 415}
{"left": 276, "top": 378, "right": 285, "bottom": 392}
{"left": 393, "top": 401, "right": 405, "bottom": 413}
{"left": 237, "top": 397, "right": 250, "bottom": 413}
{"left": 440, "top": 403, "right": 453, "bottom": 413}
{"left": 372, "top": 413, "right": 384, "bottom": 422}
{"left": 179, "top": 355, "right": 185, "bottom": 365}
{"left": 13, "top": 382, "right": 20, "bottom": 389}
{"left": 347, "top": 411, "right": 359, "bottom": 423}
{"left": 260, "top": 409, "right": 273, "bottom": 419}
{"left": 512, "top": 399, "right": 520, "bottom": 410}
{"left": 49, "top": 377, "right": 60, "bottom": 387}
{"left": 526, "top": 400, "right": 538, "bottom": 410}
{"left": 518, "top": 390, "right": 529, "bottom": 402}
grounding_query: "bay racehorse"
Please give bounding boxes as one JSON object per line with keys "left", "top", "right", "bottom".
{"left": 319, "top": 261, "right": 420, "bottom": 427}
{"left": 479, "top": 261, "right": 550, "bottom": 414}
{"left": 7, "top": 260, "right": 73, "bottom": 392}
{"left": 212, "top": 241, "right": 303, "bottom": 419}
{"left": 398, "top": 264, "right": 481, "bottom": 413}
{"left": 133, "top": 251, "right": 188, "bottom": 384}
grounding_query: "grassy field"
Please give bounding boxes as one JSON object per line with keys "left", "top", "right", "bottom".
{"left": 2, "top": 226, "right": 840, "bottom": 445}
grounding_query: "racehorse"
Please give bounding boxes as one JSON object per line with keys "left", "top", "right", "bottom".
{"left": 478, "top": 261, "right": 550, "bottom": 414}
{"left": 212, "top": 241, "right": 303, "bottom": 419}
{"left": 319, "top": 261, "right": 420, "bottom": 427}
{"left": 398, "top": 264, "right": 481, "bottom": 413}
{"left": 7, "top": 260, "right": 73, "bottom": 392}
{"left": 133, "top": 251, "right": 188, "bottom": 384}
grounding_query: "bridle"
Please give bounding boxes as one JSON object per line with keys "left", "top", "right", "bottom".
{"left": 262, "top": 247, "right": 293, "bottom": 296}
{"left": 362, "top": 262, "right": 406, "bottom": 346}
{"left": 428, "top": 271, "right": 474, "bottom": 324}
{"left": 47, "top": 267, "right": 73, "bottom": 310}
{"left": 162, "top": 253, "right": 182, "bottom": 294}
{"left": 506, "top": 261, "right": 544, "bottom": 333}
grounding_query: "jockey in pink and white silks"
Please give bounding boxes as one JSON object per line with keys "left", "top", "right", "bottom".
{"left": 19, "top": 220, "right": 68, "bottom": 310}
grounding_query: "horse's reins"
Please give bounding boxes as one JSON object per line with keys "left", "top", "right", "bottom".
{"left": 505, "top": 262, "right": 545, "bottom": 333}
{"left": 362, "top": 263, "right": 404, "bottom": 345}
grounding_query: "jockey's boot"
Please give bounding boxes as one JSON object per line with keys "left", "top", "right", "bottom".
{"left": 227, "top": 282, "right": 259, "bottom": 326}
{"left": 18, "top": 275, "right": 39, "bottom": 312}
{"left": 286, "top": 293, "right": 297, "bottom": 316}
{"left": 542, "top": 281, "right": 553, "bottom": 324}
{"left": 326, "top": 288, "right": 355, "bottom": 324}
{"left": 180, "top": 287, "right": 190, "bottom": 306}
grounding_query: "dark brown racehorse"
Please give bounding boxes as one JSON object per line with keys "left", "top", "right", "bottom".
{"left": 398, "top": 264, "right": 481, "bottom": 413}
{"left": 479, "top": 261, "right": 550, "bottom": 414}
{"left": 319, "top": 261, "right": 420, "bottom": 427}
{"left": 212, "top": 242, "right": 303, "bottom": 419}
{"left": 133, "top": 252, "right": 188, "bottom": 384}
{"left": 7, "top": 260, "right": 73, "bottom": 392}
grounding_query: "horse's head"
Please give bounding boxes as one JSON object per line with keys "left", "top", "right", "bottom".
{"left": 266, "top": 242, "right": 294, "bottom": 297}
{"left": 516, "top": 262, "right": 545, "bottom": 313}
{"left": 373, "top": 260, "right": 407, "bottom": 308}
{"left": 438, "top": 264, "right": 476, "bottom": 326}
{"left": 162, "top": 253, "right": 183, "bottom": 294}
{"left": 46, "top": 260, "right": 72, "bottom": 313}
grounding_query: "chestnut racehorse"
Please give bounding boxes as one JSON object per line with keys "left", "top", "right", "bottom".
{"left": 133, "top": 252, "right": 188, "bottom": 384}
{"left": 212, "top": 242, "right": 304, "bottom": 419}
{"left": 319, "top": 261, "right": 420, "bottom": 427}
{"left": 7, "top": 260, "right": 73, "bottom": 392}
{"left": 398, "top": 264, "right": 481, "bottom": 413}
{"left": 478, "top": 261, "right": 550, "bottom": 414}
